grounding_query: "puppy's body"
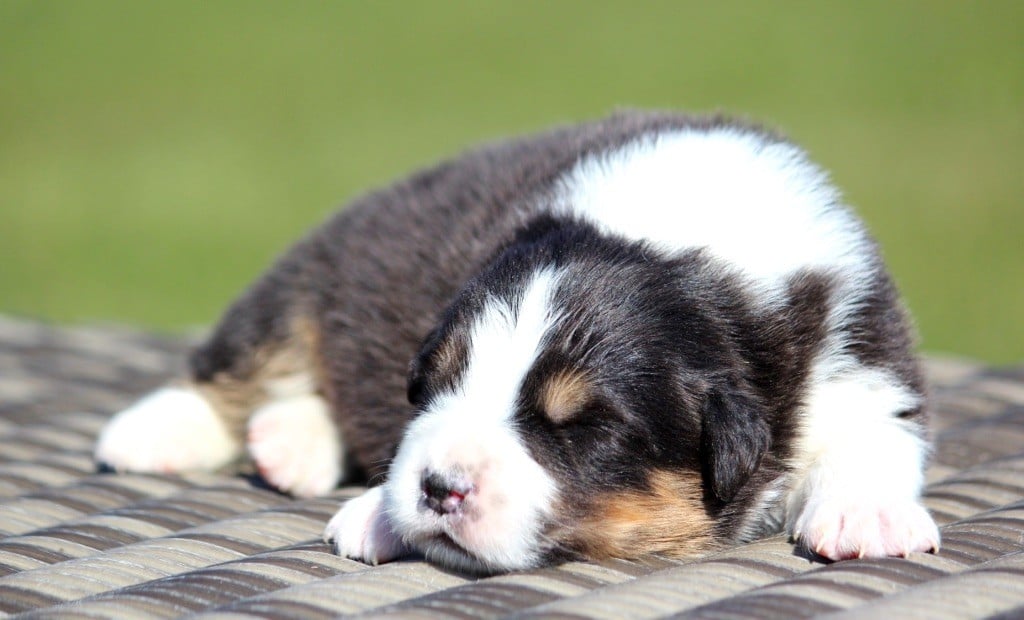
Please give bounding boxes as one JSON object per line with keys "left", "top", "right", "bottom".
{"left": 96, "top": 112, "right": 938, "bottom": 573}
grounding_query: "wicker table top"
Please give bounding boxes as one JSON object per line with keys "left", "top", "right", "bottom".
{"left": 1, "top": 315, "right": 1022, "bottom": 619}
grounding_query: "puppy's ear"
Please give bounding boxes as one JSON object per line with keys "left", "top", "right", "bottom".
{"left": 406, "top": 359, "right": 427, "bottom": 407}
{"left": 700, "top": 381, "right": 771, "bottom": 503}
{"left": 406, "top": 327, "right": 440, "bottom": 407}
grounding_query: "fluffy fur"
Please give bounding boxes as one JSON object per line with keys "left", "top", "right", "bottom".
{"left": 94, "top": 111, "right": 939, "bottom": 574}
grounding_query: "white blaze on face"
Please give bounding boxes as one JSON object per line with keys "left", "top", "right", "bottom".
{"left": 385, "top": 269, "right": 562, "bottom": 571}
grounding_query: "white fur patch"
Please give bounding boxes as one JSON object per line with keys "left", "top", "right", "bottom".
{"left": 94, "top": 387, "right": 241, "bottom": 473}
{"left": 247, "top": 394, "right": 342, "bottom": 498}
{"left": 555, "top": 128, "right": 873, "bottom": 299}
{"left": 371, "top": 269, "right": 561, "bottom": 572}
{"left": 785, "top": 366, "right": 939, "bottom": 559}
{"left": 443, "top": 267, "right": 561, "bottom": 417}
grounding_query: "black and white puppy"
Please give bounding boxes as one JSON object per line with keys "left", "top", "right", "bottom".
{"left": 95, "top": 111, "right": 939, "bottom": 574}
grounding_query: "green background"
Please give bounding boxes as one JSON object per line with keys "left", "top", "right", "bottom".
{"left": 2, "top": 1, "right": 1021, "bottom": 362}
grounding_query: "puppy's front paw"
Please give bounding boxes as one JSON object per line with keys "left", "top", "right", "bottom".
{"left": 324, "top": 486, "right": 409, "bottom": 565}
{"left": 247, "top": 395, "right": 341, "bottom": 498}
{"left": 95, "top": 387, "right": 241, "bottom": 473}
{"left": 794, "top": 495, "right": 940, "bottom": 561}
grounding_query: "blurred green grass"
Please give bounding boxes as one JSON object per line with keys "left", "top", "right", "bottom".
{"left": 1, "top": 1, "right": 1021, "bottom": 362}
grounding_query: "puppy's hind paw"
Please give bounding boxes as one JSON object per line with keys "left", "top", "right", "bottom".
{"left": 94, "top": 387, "right": 241, "bottom": 474}
{"left": 324, "top": 486, "right": 409, "bottom": 565}
{"left": 794, "top": 495, "right": 940, "bottom": 561}
{"left": 247, "top": 395, "right": 342, "bottom": 498}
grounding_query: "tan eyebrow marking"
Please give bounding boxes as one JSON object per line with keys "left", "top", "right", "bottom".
{"left": 539, "top": 369, "right": 591, "bottom": 424}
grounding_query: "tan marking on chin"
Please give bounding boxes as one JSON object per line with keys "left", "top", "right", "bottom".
{"left": 572, "top": 469, "right": 716, "bottom": 560}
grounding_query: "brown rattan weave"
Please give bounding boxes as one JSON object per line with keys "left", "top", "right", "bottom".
{"left": 1, "top": 316, "right": 1022, "bottom": 619}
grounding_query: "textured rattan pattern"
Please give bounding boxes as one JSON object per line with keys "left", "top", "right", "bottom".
{"left": 0, "top": 315, "right": 1021, "bottom": 619}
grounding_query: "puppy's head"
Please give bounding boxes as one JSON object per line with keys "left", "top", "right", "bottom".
{"left": 388, "top": 221, "right": 771, "bottom": 573}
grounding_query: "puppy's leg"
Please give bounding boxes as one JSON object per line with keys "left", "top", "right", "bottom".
{"left": 323, "top": 486, "right": 409, "bottom": 565}
{"left": 97, "top": 248, "right": 342, "bottom": 497}
{"left": 247, "top": 393, "right": 343, "bottom": 498}
{"left": 786, "top": 366, "right": 940, "bottom": 560}
{"left": 94, "top": 384, "right": 241, "bottom": 474}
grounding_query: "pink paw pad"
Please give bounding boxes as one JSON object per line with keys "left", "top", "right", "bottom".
{"left": 794, "top": 497, "right": 940, "bottom": 561}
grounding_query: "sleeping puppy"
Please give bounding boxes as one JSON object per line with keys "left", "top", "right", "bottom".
{"left": 94, "top": 111, "right": 940, "bottom": 574}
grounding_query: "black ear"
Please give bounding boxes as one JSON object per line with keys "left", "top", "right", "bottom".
{"left": 406, "top": 326, "right": 438, "bottom": 406}
{"left": 700, "top": 382, "right": 771, "bottom": 503}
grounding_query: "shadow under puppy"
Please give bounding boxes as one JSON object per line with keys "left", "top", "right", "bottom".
{"left": 95, "top": 111, "right": 940, "bottom": 574}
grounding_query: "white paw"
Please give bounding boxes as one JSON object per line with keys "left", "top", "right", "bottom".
{"left": 95, "top": 387, "right": 241, "bottom": 473}
{"left": 793, "top": 495, "right": 940, "bottom": 560}
{"left": 324, "top": 486, "right": 409, "bottom": 565}
{"left": 247, "top": 395, "right": 342, "bottom": 498}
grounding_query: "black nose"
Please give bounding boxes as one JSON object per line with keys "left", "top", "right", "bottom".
{"left": 421, "top": 471, "right": 471, "bottom": 515}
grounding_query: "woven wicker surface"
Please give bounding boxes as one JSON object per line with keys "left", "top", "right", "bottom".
{"left": 1, "top": 315, "right": 1022, "bottom": 619}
